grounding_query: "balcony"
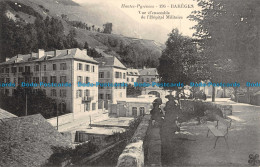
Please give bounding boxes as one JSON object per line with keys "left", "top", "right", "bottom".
{"left": 22, "top": 71, "right": 33, "bottom": 76}
{"left": 82, "top": 96, "right": 93, "bottom": 103}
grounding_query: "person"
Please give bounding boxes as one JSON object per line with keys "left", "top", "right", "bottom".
{"left": 150, "top": 98, "right": 164, "bottom": 127}
{"left": 162, "top": 95, "right": 181, "bottom": 133}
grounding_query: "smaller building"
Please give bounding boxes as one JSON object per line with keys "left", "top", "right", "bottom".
{"left": 110, "top": 95, "right": 157, "bottom": 117}
{"left": 126, "top": 68, "right": 139, "bottom": 85}
{"left": 138, "top": 67, "right": 159, "bottom": 84}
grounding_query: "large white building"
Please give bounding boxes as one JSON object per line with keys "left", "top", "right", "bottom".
{"left": 0, "top": 48, "right": 99, "bottom": 114}
{"left": 95, "top": 55, "right": 127, "bottom": 106}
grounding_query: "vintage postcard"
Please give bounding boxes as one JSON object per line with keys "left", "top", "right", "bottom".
{"left": 0, "top": 0, "right": 259, "bottom": 166}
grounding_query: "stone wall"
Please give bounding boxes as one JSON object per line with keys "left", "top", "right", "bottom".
{"left": 117, "top": 115, "right": 151, "bottom": 167}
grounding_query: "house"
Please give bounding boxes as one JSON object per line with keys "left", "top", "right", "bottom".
{"left": 0, "top": 48, "right": 99, "bottom": 114}
{"left": 95, "top": 55, "right": 127, "bottom": 106}
{"left": 112, "top": 95, "right": 157, "bottom": 117}
{"left": 137, "top": 67, "right": 159, "bottom": 84}
{"left": 0, "top": 114, "right": 71, "bottom": 166}
{"left": 126, "top": 68, "right": 140, "bottom": 85}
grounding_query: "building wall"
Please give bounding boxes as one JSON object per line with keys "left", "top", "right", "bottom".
{"left": 126, "top": 75, "right": 139, "bottom": 85}
{"left": 138, "top": 75, "right": 159, "bottom": 84}
{"left": 112, "top": 67, "right": 127, "bottom": 103}
{"left": 98, "top": 67, "right": 127, "bottom": 104}
{"left": 0, "top": 55, "right": 99, "bottom": 114}
{"left": 73, "top": 60, "right": 99, "bottom": 113}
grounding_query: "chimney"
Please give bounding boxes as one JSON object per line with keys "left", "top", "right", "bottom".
{"left": 38, "top": 49, "right": 45, "bottom": 59}
{"left": 82, "top": 49, "right": 88, "bottom": 55}
{"left": 5, "top": 57, "right": 10, "bottom": 62}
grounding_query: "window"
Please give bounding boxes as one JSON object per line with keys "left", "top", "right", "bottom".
{"left": 77, "top": 76, "right": 82, "bottom": 83}
{"left": 84, "top": 89, "right": 90, "bottom": 97}
{"left": 5, "top": 89, "right": 9, "bottom": 95}
{"left": 5, "top": 68, "right": 9, "bottom": 73}
{"left": 92, "top": 66, "right": 95, "bottom": 72}
{"left": 35, "top": 65, "right": 39, "bottom": 72}
{"left": 1, "top": 68, "right": 4, "bottom": 73}
{"left": 146, "top": 78, "right": 149, "bottom": 82}
{"left": 60, "top": 89, "right": 67, "bottom": 97}
{"left": 99, "top": 94, "right": 104, "bottom": 99}
{"left": 33, "top": 77, "right": 39, "bottom": 83}
{"left": 43, "top": 65, "right": 46, "bottom": 71}
{"left": 76, "top": 90, "right": 82, "bottom": 98}
{"left": 51, "top": 89, "right": 57, "bottom": 97}
{"left": 53, "top": 64, "right": 56, "bottom": 70}
{"left": 85, "top": 65, "right": 89, "bottom": 71}
{"left": 85, "top": 77, "right": 89, "bottom": 84}
{"left": 142, "top": 78, "right": 144, "bottom": 82}
{"left": 77, "top": 63, "right": 83, "bottom": 70}
{"left": 42, "top": 77, "right": 48, "bottom": 83}
{"left": 50, "top": 76, "right": 57, "bottom": 83}
{"left": 6, "top": 78, "right": 10, "bottom": 83}
{"left": 106, "top": 94, "right": 111, "bottom": 100}
{"left": 60, "top": 76, "right": 67, "bottom": 83}
{"left": 123, "top": 73, "right": 126, "bottom": 79}
{"left": 132, "top": 107, "right": 137, "bottom": 117}
{"left": 107, "top": 71, "right": 110, "bottom": 78}
{"left": 18, "top": 67, "right": 23, "bottom": 72}
{"left": 13, "top": 78, "right": 16, "bottom": 84}
{"left": 42, "top": 89, "right": 46, "bottom": 95}
{"left": 140, "top": 107, "right": 145, "bottom": 116}
{"left": 115, "top": 72, "right": 120, "bottom": 78}
{"left": 60, "top": 63, "right": 67, "bottom": 70}
{"left": 127, "top": 78, "right": 129, "bottom": 82}
{"left": 92, "top": 103, "right": 96, "bottom": 110}
{"left": 18, "top": 77, "right": 24, "bottom": 85}
{"left": 119, "top": 72, "right": 122, "bottom": 78}
{"left": 25, "top": 66, "right": 30, "bottom": 72}
{"left": 11, "top": 67, "right": 17, "bottom": 73}
{"left": 151, "top": 78, "right": 156, "bottom": 82}
{"left": 131, "top": 78, "right": 134, "bottom": 82}
{"left": 99, "top": 72, "right": 104, "bottom": 78}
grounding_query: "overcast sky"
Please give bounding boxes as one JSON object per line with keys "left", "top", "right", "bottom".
{"left": 73, "top": 0, "right": 200, "bottom": 37}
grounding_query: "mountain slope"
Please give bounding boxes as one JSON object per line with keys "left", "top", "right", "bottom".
{"left": 0, "top": 0, "right": 165, "bottom": 67}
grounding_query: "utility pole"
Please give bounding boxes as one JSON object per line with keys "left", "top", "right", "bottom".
{"left": 25, "top": 94, "right": 27, "bottom": 116}
{"left": 57, "top": 104, "right": 59, "bottom": 130}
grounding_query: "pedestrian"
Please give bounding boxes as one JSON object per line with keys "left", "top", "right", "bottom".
{"left": 150, "top": 98, "right": 164, "bottom": 127}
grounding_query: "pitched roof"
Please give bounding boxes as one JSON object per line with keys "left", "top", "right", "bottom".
{"left": 0, "top": 114, "right": 72, "bottom": 167}
{"left": 95, "top": 56, "right": 126, "bottom": 69}
{"left": 127, "top": 68, "right": 140, "bottom": 76}
{"left": 0, "top": 108, "right": 17, "bottom": 119}
{"left": 138, "top": 68, "right": 158, "bottom": 76}
{"left": 0, "top": 48, "right": 98, "bottom": 65}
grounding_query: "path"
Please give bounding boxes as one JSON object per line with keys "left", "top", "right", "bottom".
{"left": 161, "top": 99, "right": 260, "bottom": 166}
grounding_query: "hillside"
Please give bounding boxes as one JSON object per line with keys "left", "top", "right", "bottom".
{"left": 0, "top": 0, "right": 165, "bottom": 68}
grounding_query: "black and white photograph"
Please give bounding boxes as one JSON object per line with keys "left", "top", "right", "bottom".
{"left": 0, "top": 0, "right": 259, "bottom": 166}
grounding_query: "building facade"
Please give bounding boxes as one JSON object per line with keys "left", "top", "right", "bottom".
{"left": 137, "top": 68, "right": 159, "bottom": 84}
{"left": 126, "top": 68, "right": 140, "bottom": 85}
{"left": 0, "top": 48, "right": 99, "bottom": 114}
{"left": 95, "top": 56, "right": 127, "bottom": 105}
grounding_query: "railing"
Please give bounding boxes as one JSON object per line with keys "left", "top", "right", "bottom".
{"left": 22, "top": 71, "right": 33, "bottom": 76}
{"left": 82, "top": 96, "right": 93, "bottom": 102}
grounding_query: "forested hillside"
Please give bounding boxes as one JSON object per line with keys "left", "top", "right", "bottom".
{"left": 0, "top": 0, "right": 164, "bottom": 68}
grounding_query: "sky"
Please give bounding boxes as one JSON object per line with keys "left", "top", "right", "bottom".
{"left": 73, "top": 0, "right": 200, "bottom": 37}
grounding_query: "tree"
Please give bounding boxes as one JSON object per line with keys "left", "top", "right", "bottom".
{"left": 189, "top": 0, "right": 260, "bottom": 101}
{"left": 103, "top": 23, "right": 112, "bottom": 34}
{"left": 157, "top": 29, "right": 207, "bottom": 96}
